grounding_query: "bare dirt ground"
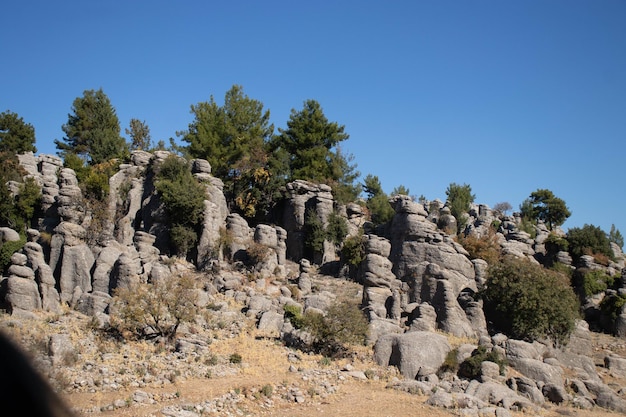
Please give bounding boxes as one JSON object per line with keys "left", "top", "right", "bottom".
{"left": 61, "top": 330, "right": 626, "bottom": 417}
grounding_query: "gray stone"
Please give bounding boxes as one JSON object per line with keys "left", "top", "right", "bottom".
{"left": 374, "top": 331, "right": 450, "bottom": 379}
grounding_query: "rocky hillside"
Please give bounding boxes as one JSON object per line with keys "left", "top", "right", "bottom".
{"left": 1, "top": 150, "right": 626, "bottom": 416}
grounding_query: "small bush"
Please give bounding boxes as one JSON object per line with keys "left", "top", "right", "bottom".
{"left": 544, "top": 233, "right": 569, "bottom": 253}
{"left": 325, "top": 212, "right": 348, "bottom": 246}
{"left": 457, "top": 227, "right": 501, "bottom": 265}
{"left": 438, "top": 348, "right": 460, "bottom": 375}
{"left": 341, "top": 232, "right": 365, "bottom": 268}
{"left": 302, "top": 299, "right": 369, "bottom": 357}
{"left": 229, "top": 353, "right": 242, "bottom": 364}
{"left": 600, "top": 293, "right": 626, "bottom": 325}
{"left": 0, "top": 235, "right": 26, "bottom": 274}
{"left": 154, "top": 155, "right": 206, "bottom": 257}
{"left": 216, "top": 226, "right": 233, "bottom": 260}
{"left": 283, "top": 304, "right": 305, "bottom": 329}
{"left": 260, "top": 384, "right": 273, "bottom": 397}
{"left": 458, "top": 346, "right": 506, "bottom": 380}
{"left": 245, "top": 241, "right": 270, "bottom": 265}
{"left": 111, "top": 274, "right": 199, "bottom": 342}
{"left": 170, "top": 225, "right": 198, "bottom": 258}
{"left": 577, "top": 269, "right": 614, "bottom": 298}
{"left": 519, "top": 218, "right": 537, "bottom": 239}
{"left": 304, "top": 208, "right": 325, "bottom": 254}
{"left": 550, "top": 262, "right": 573, "bottom": 279}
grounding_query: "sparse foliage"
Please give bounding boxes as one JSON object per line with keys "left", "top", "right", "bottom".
{"left": 492, "top": 202, "right": 512, "bottom": 217}
{"left": 111, "top": 274, "right": 199, "bottom": 341}
{"left": 609, "top": 224, "right": 624, "bottom": 249}
{"left": 363, "top": 174, "right": 394, "bottom": 226}
{"left": 301, "top": 298, "right": 369, "bottom": 357}
{"left": 445, "top": 183, "right": 475, "bottom": 234}
{"left": 126, "top": 118, "right": 152, "bottom": 151}
{"left": 457, "top": 226, "right": 501, "bottom": 265}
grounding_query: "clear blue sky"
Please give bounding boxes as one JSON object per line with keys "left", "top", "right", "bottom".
{"left": 2, "top": 1, "right": 625, "bottom": 240}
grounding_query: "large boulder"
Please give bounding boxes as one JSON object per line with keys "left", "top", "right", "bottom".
{"left": 374, "top": 331, "right": 451, "bottom": 379}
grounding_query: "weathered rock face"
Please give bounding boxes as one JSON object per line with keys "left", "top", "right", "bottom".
{"left": 386, "top": 195, "right": 482, "bottom": 338}
{"left": 23, "top": 229, "right": 61, "bottom": 314}
{"left": 282, "top": 180, "right": 335, "bottom": 264}
{"left": 193, "top": 159, "right": 229, "bottom": 268}
{"left": 359, "top": 234, "right": 403, "bottom": 343}
{"left": 252, "top": 224, "right": 287, "bottom": 278}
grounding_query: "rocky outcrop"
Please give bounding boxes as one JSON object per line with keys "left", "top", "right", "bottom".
{"left": 194, "top": 159, "right": 229, "bottom": 268}
{"left": 282, "top": 180, "right": 335, "bottom": 264}
{"left": 387, "top": 195, "right": 482, "bottom": 338}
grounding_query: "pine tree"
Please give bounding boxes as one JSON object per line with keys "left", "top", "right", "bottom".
{"left": 0, "top": 110, "right": 36, "bottom": 154}
{"left": 55, "top": 88, "right": 128, "bottom": 164}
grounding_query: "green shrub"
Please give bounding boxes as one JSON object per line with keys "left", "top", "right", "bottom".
{"left": 14, "top": 177, "right": 41, "bottom": 229}
{"left": 458, "top": 345, "right": 507, "bottom": 380}
{"left": 170, "top": 225, "right": 198, "bottom": 258}
{"left": 600, "top": 293, "right": 626, "bottom": 324}
{"left": 549, "top": 262, "right": 573, "bottom": 279}
{"left": 567, "top": 224, "right": 614, "bottom": 262}
{"left": 283, "top": 304, "right": 305, "bottom": 329}
{"left": 154, "top": 155, "right": 206, "bottom": 257}
{"left": 366, "top": 193, "right": 395, "bottom": 226}
{"left": 260, "top": 384, "right": 273, "bottom": 397}
{"left": 518, "top": 218, "right": 537, "bottom": 239}
{"left": 544, "top": 233, "right": 569, "bottom": 253}
{"left": 480, "top": 256, "right": 579, "bottom": 346}
{"left": 445, "top": 183, "right": 475, "bottom": 234}
{"left": 302, "top": 299, "right": 369, "bottom": 357}
{"left": 580, "top": 269, "right": 614, "bottom": 297}
{"left": 304, "top": 208, "right": 325, "bottom": 254}
{"left": 229, "top": 353, "right": 242, "bottom": 364}
{"left": 341, "top": 232, "right": 365, "bottom": 267}
{"left": 0, "top": 235, "right": 26, "bottom": 274}
{"left": 438, "top": 348, "right": 460, "bottom": 375}
{"left": 325, "top": 212, "right": 348, "bottom": 246}
{"left": 609, "top": 224, "right": 624, "bottom": 249}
